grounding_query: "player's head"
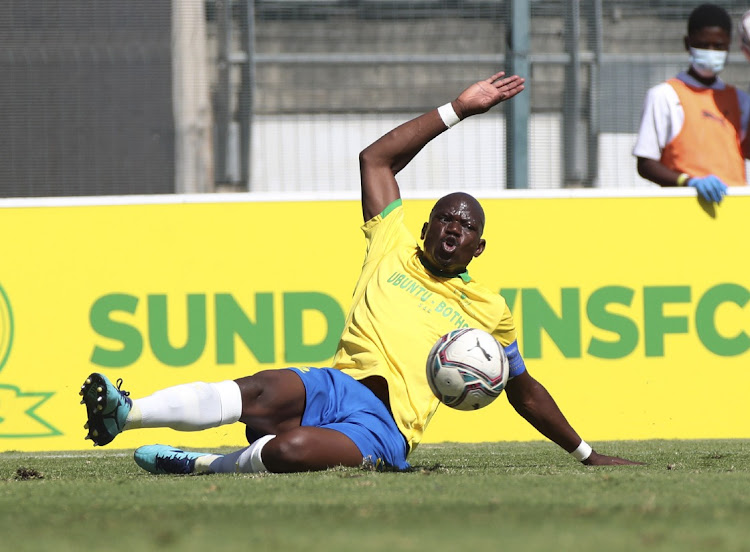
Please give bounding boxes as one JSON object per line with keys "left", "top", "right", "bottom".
{"left": 684, "top": 4, "right": 732, "bottom": 79}
{"left": 687, "top": 3, "right": 732, "bottom": 37}
{"left": 420, "top": 192, "right": 486, "bottom": 275}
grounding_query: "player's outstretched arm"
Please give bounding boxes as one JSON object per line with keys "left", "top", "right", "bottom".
{"left": 505, "top": 371, "right": 643, "bottom": 466}
{"left": 359, "top": 72, "right": 525, "bottom": 222}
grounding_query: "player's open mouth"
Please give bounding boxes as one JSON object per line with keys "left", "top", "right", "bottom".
{"left": 441, "top": 238, "right": 457, "bottom": 253}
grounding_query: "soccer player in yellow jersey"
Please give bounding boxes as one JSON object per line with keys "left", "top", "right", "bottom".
{"left": 80, "top": 72, "right": 640, "bottom": 473}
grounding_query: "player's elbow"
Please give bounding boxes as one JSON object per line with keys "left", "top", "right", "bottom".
{"left": 505, "top": 381, "right": 534, "bottom": 413}
{"left": 506, "top": 389, "right": 537, "bottom": 417}
{"left": 505, "top": 373, "right": 545, "bottom": 417}
{"left": 636, "top": 158, "right": 644, "bottom": 176}
{"left": 359, "top": 144, "right": 379, "bottom": 170}
{"left": 636, "top": 157, "right": 650, "bottom": 180}
{"left": 360, "top": 145, "right": 398, "bottom": 179}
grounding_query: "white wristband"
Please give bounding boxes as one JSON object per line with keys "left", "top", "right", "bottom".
{"left": 571, "top": 440, "right": 593, "bottom": 462}
{"left": 437, "top": 102, "right": 461, "bottom": 128}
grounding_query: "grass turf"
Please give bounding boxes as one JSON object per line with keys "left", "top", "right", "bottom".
{"left": 1, "top": 440, "right": 749, "bottom": 552}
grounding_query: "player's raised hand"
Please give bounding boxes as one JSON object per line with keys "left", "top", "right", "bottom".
{"left": 453, "top": 72, "right": 526, "bottom": 119}
{"left": 583, "top": 451, "right": 644, "bottom": 466}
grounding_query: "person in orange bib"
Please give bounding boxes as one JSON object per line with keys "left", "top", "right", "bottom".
{"left": 633, "top": 3, "right": 750, "bottom": 204}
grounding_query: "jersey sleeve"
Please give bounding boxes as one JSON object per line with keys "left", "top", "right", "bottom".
{"left": 361, "top": 200, "right": 415, "bottom": 263}
{"left": 490, "top": 302, "right": 525, "bottom": 379}
{"left": 503, "top": 340, "right": 527, "bottom": 379}
{"left": 490, "top": 301, "right": 518, "bottom": 348}
{"left": 633, "top": 83, "right": 681, "bottom": 160}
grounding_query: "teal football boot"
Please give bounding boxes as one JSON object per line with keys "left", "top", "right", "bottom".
{"left": 79, "top": 372, "right": 132, "bottom": 446}
{"left": 134, "top": 445, "right": 213, "bottom": 475}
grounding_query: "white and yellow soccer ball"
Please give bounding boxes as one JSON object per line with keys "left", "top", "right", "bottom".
{"left": 426, "top": 328, "right": 509, "bottom": 411}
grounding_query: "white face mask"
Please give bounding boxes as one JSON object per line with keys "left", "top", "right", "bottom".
{"left": 689, "top": 47, "right": 728, "bottom": 78}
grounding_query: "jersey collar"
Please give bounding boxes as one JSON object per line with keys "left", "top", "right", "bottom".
{"left": 418, "top": 252, "right": 472, "bottom": 283}
{"left": 677, "top": 70, "right": 726, "bottom": 91}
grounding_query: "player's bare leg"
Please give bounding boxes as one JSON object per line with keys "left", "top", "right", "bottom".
{"left": 134, "top": 371, "right": 364, "bottom": 474}
{"left": 134, "top": 426, "right": 364, "bottom": 474}
{"left": 233, "top": 370, "right": 364, "bottom": 472}
{"left": 260, "top": 426, "right": 364, "bottom": 472}
{"left": 234, "top": 369, "right": 308, "bottom": 436}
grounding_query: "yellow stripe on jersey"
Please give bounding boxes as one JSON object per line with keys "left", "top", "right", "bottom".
{"left": 333, "top": 204, "right": 517, "bottom": 453}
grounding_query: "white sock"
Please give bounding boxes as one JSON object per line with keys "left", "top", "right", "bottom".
{"left": 124, "top": 380, "right": 243, "bottom": 431}
{"left": 193, "top": 454, "right": 222, "bottom": 474}
{"left": 207, "top": 434, "right": 275, "bottom": 473}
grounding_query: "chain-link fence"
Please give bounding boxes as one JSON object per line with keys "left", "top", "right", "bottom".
{"left": 2, "top": 0, "right": 750, "bottom": 197}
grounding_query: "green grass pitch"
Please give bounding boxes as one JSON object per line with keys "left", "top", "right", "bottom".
{"left": 1, "top": 440, "right": 749, "bottom": 552}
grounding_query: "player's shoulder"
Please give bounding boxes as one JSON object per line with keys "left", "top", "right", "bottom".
{"left": 363, "top": 199, "right": 403, "bottom": 226}
{"left": 639, "top": 81, "right": 680, "bottom": 116}
{"left": 362, "top": 199, "right": 416, "bottom": 256}
{"left": 646, "top": 81, "right": 680, "bottom": 101}
{"left": 362, "top": 199, "right": 406, "bottom": 237}
{"left": 643, "top": 81, "right": 682, "bottom": 121}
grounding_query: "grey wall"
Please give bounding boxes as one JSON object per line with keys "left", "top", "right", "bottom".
{"left": 0, "top": 0, "right": 174, "bottom": 197}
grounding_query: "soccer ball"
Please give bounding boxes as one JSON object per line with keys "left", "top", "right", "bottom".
{"left": 426, "top": 328, "right": 509, "bottom": 411}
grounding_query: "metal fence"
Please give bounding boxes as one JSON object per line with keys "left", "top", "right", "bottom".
{"left": 2, "top": 0, "right": 750, "bottom": 197}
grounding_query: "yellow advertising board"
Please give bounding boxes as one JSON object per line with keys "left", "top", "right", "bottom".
{"left": 0, "top": 191, "right": 748, "bottom": 452}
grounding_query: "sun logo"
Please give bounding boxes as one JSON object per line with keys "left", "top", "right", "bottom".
{"left": 0, "top": 283, "right": 13, "bottom": 372}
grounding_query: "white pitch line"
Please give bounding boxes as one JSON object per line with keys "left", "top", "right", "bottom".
{"left": 1, "top": 451, "right": 131, "bottom": 459}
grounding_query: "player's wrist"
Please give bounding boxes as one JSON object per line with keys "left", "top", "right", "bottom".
{"left": 437, "top": 102, "right": 461, "bottom": 129}
{"left": 676, "top": 173, "right": 691, "bottom": 187}
{"left": 570, "top": 440, "right": 593, "bottom": 462}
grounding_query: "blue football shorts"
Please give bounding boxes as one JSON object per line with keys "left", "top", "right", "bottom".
{"left": 284, "top": 367, "right": 410, "bottom": 470}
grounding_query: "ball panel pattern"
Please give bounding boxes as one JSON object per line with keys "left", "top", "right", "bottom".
{"left": 426, "top": 328, "right": 509, "bottom": 411}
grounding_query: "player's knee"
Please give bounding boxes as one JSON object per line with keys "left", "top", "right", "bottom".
{"left": 235, "top": 369, "right": 306, "bottom": 435}
{"left": 235, "top": 373, "right": 265, "bottom": 404}
{"left": 263, "top": 429, "right": 317, "bottom": 471}
{"left": 235, "top": 370, "right": 282, "bottom": 416}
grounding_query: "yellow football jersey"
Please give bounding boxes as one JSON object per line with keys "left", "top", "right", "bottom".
{"left": 334, "top": 201, "right": 517, "bottom": 453}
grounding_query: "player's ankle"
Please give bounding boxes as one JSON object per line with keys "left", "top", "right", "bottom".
{"left": 123, "top": 402, "right": 143, "bottom": 430}
{"left": 194, "top": 454, "right": 222, "bottom": 474}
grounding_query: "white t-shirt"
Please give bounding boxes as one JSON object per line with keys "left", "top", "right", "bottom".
{"left": 632, "top": 71, "right": 750, "bottom": 161}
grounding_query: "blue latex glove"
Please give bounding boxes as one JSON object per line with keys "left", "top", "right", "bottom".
{"left": 688, "top": 175, "right": 728, "bottom": 203}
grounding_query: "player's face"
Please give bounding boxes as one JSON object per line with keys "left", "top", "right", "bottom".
{"left": 420, "top": 194, "right": 486, "bottom": 275}
{"left": 684, "top": 26, "right": 730, "bottom": 52}
{"left": 685, "top": 26, "right": 730, "bottom": 81}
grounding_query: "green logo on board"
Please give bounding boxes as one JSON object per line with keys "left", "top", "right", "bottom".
{"left": 0, "top": 283, "right": 60, "bottom": 438}
{"left": 0, "top": 283, "right": 13, "bottom": 372}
